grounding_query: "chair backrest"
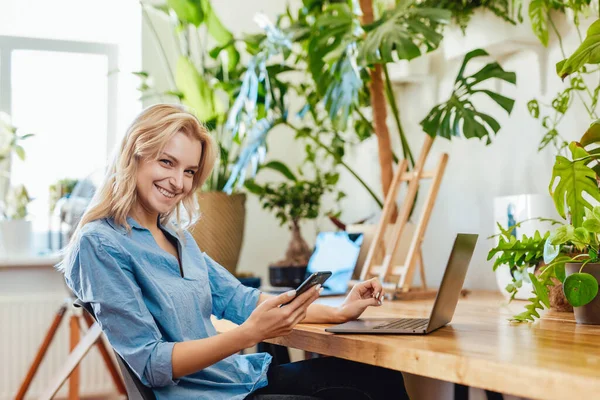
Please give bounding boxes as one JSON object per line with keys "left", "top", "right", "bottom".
{"left": 73, "top": 299, "right": 157, "bottom": 400}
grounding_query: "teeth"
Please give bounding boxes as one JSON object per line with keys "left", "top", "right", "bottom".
{"left": 156, "top": 185, "right": 175, "bottom": 198}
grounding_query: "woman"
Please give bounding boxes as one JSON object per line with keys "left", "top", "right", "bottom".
{"left": 61, "top": 104, "right": 409, "bottom": 399}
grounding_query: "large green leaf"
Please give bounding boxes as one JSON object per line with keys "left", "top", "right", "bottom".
{"left": 175, "top": 56, "right": 222, "bottom": 121}
{"left": 308, "top": 3, "right": 356, "bottom": 96}
{"left": 557, "top": 19, "right": 600, "bottom": 79}
{"left": 529, "top": 0, "right": 549, "bottom": 47}
{"left": 201, "top": 1, "right": 239, "bottom": 71}
{"left": 261, "top": 160, "right": 297, "bottom": 181}
{"left": 580, "top": 119, "right": 600, "bottom": 147}
{"left": 167, "top": 0, "right": 204, "bottom": 26}
{"left": 564, "top": 272, "right": 599, "bottom": 306}
{"left": 549, "top": 142, "right": 600, "bottom": 228}
{"left": 420, "top": 49, "right": 516, "bottom": 144}
{"left": 359, "top": 3, "right": 450, "bottom": 64}
{"left": 323, "top": 46, "right": 362, "bottom": 131}
{"left": 530, "top": 273, "right": 550, "bottom": 308}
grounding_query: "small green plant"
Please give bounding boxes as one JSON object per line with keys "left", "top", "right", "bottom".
{"left": 0, "top": 112, "right": 33, "bottom": 163}
{"left": 488, "top": 224, "right": 550, "bottom": 301}
{"left": 244, "top": 161, "right": 343, "bottom": 266}
{"left": 4, "top": 185, "right": 32, "bottom": 220}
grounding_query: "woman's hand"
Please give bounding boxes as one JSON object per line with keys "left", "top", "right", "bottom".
{"left": 241, "top": 285, "right": 322, "bottom": 345}
{"left": 335, "top": 278, "right": 385, "bottom": 322}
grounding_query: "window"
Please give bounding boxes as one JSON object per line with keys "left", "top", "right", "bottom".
{"left": 0, "top": 1, "right": 141, "bottom": 252}
{"left": 0, "top": 37, "right": 118, "bottom": 248}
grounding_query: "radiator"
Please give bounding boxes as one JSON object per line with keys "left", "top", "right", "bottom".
{"left": 1, "top": 293, "right": 118, "bottom": 399}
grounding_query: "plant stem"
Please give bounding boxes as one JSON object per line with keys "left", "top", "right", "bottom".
{"left": 548, "top": 15, "right": 598, "bottom": 119}
{"left": 141, "top": 3, "right": 177, "bottom": 91}
{"left": 382, "top": 63, "right": 415, "bottom": 167}
{"left": 284, "top": 121, "right": 384, "bottom": 208}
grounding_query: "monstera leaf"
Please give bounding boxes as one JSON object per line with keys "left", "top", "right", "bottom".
{"left": 549, "top": 142, "right": 600, "bottom": 228}
{"left": 359, "top": 2, "right": 451, "bottom": 64}
{"left": 420, "top": 49, "right": 516, "bottom": 144}
{"left": 557, "top": 19, "right": 600, "bottom": 79}
{"left": 175, "top": 57, "right": 222, "bottom": 121}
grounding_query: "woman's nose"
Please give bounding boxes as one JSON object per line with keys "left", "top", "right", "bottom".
{"left": 169, "top": 170, "right": 184, "bottom": 191}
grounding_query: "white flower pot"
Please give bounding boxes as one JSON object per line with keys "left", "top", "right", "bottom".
{"left": 492, "top": 194, "right": 560, "bottom": 299}
{"left": 0, "top": 220, "right": 33, "bottom": 257}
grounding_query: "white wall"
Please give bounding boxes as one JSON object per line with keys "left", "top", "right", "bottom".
{"left": 143, "top": 5, "right": 593, "bottom": 291}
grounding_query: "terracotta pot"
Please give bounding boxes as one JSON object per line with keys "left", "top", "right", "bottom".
{"left": 565, "top": 263, "right": 600, "bottom": 325}
{"left": 190, "top": 192, "right": 246, "bottom": 274}
{"left": 534, "top": 264, "right": 572, "bottom": 312}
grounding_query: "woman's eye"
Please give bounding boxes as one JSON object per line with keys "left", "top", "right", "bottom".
{"left": 160, "top": 159, "right": 172, "bottom": 166}
{"left": 185, "top": 170, "right": 196, "bottom": 176}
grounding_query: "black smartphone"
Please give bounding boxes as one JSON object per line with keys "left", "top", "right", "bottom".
{"left": 281, "top": 271, "right": 332, "bottom": 306}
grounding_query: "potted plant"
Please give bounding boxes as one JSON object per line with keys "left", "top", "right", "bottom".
{"left": 245, "top": 163, "right": 341, "bottom": 287}
{"left": 0, "top": 112, "right": 34, "bottom": 257}
{"left": 486, "top": 17, "right": 600, "bottom": 324}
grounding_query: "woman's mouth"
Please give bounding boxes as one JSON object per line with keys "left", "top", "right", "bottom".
{"left": 155, "top": 184, "right": 176, "bottom": 199}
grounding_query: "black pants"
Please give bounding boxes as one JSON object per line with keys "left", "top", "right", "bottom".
{"left": 246, "top": 357, "right": 409, "bottom": 400}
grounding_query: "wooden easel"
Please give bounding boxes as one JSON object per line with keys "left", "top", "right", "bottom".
{"left": 355, "top": 135, "right": 448, "bottom": 300}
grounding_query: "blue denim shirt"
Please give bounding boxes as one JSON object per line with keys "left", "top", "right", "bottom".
{"left": 63, "top": 217, "right": 271, "bottom": 399}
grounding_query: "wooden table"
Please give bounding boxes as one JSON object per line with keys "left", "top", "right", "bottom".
{"left": 214, "top": 291, "right": 600, "bottom": 400}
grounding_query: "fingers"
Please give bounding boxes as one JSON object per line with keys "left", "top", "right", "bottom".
{"left": 290, "top": 285, "right": 321, "bottom": 320}
{"left": 266, "top": 289, "right": 297, "bottom": 308}
{"left": 288, "top": 283, "right": 322, "bottom": 311}
{"left": 356, "top": 278, "right": 385, "bottom": 302}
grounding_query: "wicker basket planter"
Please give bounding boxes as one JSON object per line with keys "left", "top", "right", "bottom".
{"left": 190, "top": 192, "right": 246, "bottom": 275}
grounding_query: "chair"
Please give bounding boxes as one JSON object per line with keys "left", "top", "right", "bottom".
{"left": 74, "top": 300, "right": 320, "bottom": 400}
{"left": 73, "top": 299, "right": 156, "bottom": 400}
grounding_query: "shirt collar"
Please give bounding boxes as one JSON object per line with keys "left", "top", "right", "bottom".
{"left": 105, "top": 216, "right": 148, "bottom": 235}
{"left": 105, "top": 216, "right": 180, "bottom": 238}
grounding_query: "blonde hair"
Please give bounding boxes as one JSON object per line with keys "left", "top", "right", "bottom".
{"left": 72, "top": 103, "right": 216, "bottom": 238}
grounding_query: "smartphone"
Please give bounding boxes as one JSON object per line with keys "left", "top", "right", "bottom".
{"left": 281, "top": 271, "right": 332, "bottom": 306}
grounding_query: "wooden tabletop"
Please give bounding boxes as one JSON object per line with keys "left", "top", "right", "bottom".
{"left": 214, "top": 291, "right": 600, "bottom": 400}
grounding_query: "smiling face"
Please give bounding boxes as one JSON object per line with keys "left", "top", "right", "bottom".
{"left": 134, "top": 131, "right": 202, "bottom": 219}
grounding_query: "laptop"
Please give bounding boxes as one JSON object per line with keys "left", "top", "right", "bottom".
{"left": 306, "top": 231, "right": 364, "bottom": 296}
{"left": 325, "top": 233, "right": 478, "bottom": 334}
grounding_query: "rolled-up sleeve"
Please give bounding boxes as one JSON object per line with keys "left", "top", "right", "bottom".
{"left": 65, "top": 233, "right": 178, "bottom": 388}
{"left": 203, "top": 252, "right": 260, "bottom": 324}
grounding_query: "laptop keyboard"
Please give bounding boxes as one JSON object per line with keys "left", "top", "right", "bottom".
{"left": 374, "top": 318, "right": 429, "bottom": 330}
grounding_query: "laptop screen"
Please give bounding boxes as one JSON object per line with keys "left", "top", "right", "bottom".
{"left": 306, "top": 231, "right": 364, "bottom": 293}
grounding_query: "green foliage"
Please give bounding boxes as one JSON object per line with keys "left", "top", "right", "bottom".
{"left": 420, "top": 49, "right": 516, "bottom": 144}
{"left": 417, "top": 0, "right": 517, "bottom": 33}
{"left": 528, "top": 77, "right": 585, "bottom": 153}
{"left": 0, "top": 112, "right": 33, "bottom": 163}
{"left": 487, "top": 225, "right": 549, "bottom": 300}
{"left": 557, "top": 19, "right": 600, "bottom": 79}
{"left": 4, "top": 185, "right": 32, "bottom": 220}
{"left": 564, "top": 272, "right": 599, "bottom": 306}
{"left": 175, "top": 57, "right": 222, "bottom": 121}
{"left": 549, "top": 142, "right": 600, "bottom": 228}
{"left": 360, "top": 3, "right": 451, "bottom": 64}
{"left": 244, "top": 170, "right": 340, "bottom": 227}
